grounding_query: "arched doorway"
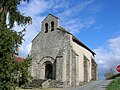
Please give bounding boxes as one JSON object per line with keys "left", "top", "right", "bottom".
{"left": 39, "top": 56, "right": 56, "bottom": 80}
{"left": 45, "top": 63, "right": 53, "bottom": 79}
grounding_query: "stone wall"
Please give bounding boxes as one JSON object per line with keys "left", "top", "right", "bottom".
{"left": 91, "top": 58, "right": 98, "bottom": 80}
{"left": 30, "top": 14, "right": 97, "bottom": 87}
{"left": 71, "top": 37, "right": 96, "bottom": 82}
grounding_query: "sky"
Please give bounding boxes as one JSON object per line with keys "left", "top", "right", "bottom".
{"left": 16, "top": 0, "right": 120, "bottom": 80}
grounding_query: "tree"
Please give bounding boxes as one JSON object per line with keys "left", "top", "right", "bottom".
{"left": 105, "top": 68, "right": 115, "bottom": 79}
{"left": 0, "top": 0, "right": 32, "bottom": 89}
{"left": 13, "top": 56, "right": 31, "bottom": 87}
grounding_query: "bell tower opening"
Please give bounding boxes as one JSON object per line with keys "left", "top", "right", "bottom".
{"left": 51, "top": 21, "right": 54, "bottom": 31}
{"left": 45, "top": 63, "right": 53, "bottom": 79}
{"left": 45, "top": 23, "right": 48, "bottom": 33}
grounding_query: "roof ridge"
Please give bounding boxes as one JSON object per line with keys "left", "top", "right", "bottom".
{"left": 48, "top": 14, "right": 60, "bottom": 19}
{"left": 57, "top": 27, "right": 95, "bottom": 55}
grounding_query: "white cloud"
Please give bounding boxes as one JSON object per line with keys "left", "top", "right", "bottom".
{"left": 62, "top": 16, "right": 95, "bottom": 34}
{"left": 89, "top": 4, "right": 104, "bottom": 14}
{"left": 19, "top": 0, "right": 50, "bottom": 16}
{"left": 94, "top": 36, "right": 120, "bottom": 79}
{"left": 19, "top": 43, "right": 31, "bottom": 57}
{"left": 93, "top": 25, "right": 102, "bottom": 30}
{"left": 56, "top": 0, "right": 101, "bottom": 35}
{"left": 57, "top": 0, "right": 94, "bottom": 18}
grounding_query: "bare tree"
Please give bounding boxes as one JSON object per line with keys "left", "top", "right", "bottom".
{"left": 105, "top": 68, "right": 115, "bottom": 79}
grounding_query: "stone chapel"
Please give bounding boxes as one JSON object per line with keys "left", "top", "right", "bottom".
{"left": 30, "top": 14, "right": 98, "bottom": 87}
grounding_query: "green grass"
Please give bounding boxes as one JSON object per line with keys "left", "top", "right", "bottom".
{"left": 106, "top": 77, "right": 120, "bottom": 90}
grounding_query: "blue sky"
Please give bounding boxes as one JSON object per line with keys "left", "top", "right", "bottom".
{"left": 16, "top": 0, "right": 120, "bottom": 80}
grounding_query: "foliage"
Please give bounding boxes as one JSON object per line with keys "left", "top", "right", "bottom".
{"left": 0, "top": 0, "right": 32, "bottom": 89}
{"left": 15, "top": 58, "right": 31, "bottom": 87}
{"left": 105, "top": 68, "right": 115, "bottom": 79}
{"left": 106, "top": 77, "right": 120, "bottom": 90}
{"left": 0, "top": 0, "right": 31, "bottom": 28}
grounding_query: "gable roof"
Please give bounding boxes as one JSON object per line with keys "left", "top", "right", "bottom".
{"left": 48, "top": 14, "right": 60, "bottom": 19}
{"left": 42, "top": 14, "right": 60, "bottom": 23}
{"left": 32, "top": 32, "right": 41, "bottom": 42}
{"left": 57, "top": 27, "right": 96, "bottom": 55}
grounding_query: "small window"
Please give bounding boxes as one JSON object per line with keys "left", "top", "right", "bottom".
{"left": 51, "top": 21, "right": 54, "bottom": 31}
{"left": 45, "top": 23, "right": 48, "bottom": 33}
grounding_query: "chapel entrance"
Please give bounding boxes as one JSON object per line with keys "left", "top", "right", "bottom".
{"left": 45, "top": 63, "right": 53, "bottom": 79}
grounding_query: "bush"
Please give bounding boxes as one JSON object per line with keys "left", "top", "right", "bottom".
{"left": 106, "top": 77, "right": 120, "bottom": 90}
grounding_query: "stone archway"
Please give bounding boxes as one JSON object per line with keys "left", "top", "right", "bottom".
{"left": 38, "top": 56, "right": 56, "bottom": 80}
{"left": 45, "top": 62, "right": 53, "bottom": 79}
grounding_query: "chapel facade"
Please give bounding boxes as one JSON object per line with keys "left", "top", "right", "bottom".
{"left": 30, "top": 14, "right": 98, "bottom": 87}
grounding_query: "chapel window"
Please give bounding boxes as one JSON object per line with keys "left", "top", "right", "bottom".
{"left": 45, "top": 23, "right": 48, "bottom": 33}
{"left": 51, "top": 21, "right": 54, "bottom": 31}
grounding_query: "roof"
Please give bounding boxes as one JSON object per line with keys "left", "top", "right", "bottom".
{"left": 14, "top": 55, "right": 25, "bottom": 63}
{"left": 48, "top": 14, "right": 60, "bottom": 19}
{"left": 32, "top": 32, "right": 41, "bottom": 42}
{"left": 57, "top": 27, "right": 96, "bottom": 55}
{"left": 42, "top": 14, "right": 60, "bottom": 23}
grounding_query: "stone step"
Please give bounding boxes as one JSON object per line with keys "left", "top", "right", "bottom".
{"left": 26, "top": 79, "right": 47, "bottom": 88}
{"left": 42, "top": 79, "right": 64, "bottom": 88}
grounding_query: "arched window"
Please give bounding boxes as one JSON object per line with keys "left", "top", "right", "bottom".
{"left": 51, "top": 21, "right": 54, "bottom": 31}
{"left": 45, "top": 23, "right": 48, "bottom": 33}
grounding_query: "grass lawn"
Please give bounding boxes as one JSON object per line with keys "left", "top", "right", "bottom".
{"left": 106, "top": 77, "right": 120, "bottom": 90}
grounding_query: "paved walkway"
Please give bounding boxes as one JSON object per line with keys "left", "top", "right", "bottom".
{"left": 67, "top": 80, "right": 112, "bottom": 90}
{"left": 47, "top": 80, "right": 112, "bottom": 90}
{"left": 21, "top": 80, "right": 112, "bottom": 90}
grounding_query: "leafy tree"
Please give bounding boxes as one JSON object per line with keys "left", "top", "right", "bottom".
{"left": 13, "top": 56, "right": 31, "bottom": 87}
{"left": 0, "top": 0, "right": 32, "bottom": 89}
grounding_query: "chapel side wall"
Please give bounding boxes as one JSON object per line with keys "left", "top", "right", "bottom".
{"left": 82, "top": 47, "right": 95, "bottom": 81}
{"left": 71, "top": 39, "right": 83, "bottom": 83}
{"left": 91, "top": 59, "right": 98, "bottom": 80}
{"left": 71, "top": 38, "right": 95, "bottom": 82}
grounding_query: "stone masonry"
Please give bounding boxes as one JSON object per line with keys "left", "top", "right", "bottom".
{"left": 30, "top": 14, "right": 98, "bottom": 87}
